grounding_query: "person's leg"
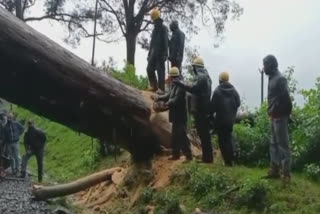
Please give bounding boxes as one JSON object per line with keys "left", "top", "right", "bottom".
{"left": 12, "top": 143, "right": 21, "bottom": 174}
{"left": 20, "top": 149, "right": 34, "bottom": 177}
{"left": 217, "top": 129, "right": 228, "bottom": 164}
{"left": 180, "top": 123, "right": 192, "bottom": 160}
{"left": 156, "top": 59, "right": 166, "bottom": 91}
{"left": 170, "top": 122, "right": 181, "bottom": 159}
{"left": 195, "top": 115, "right": 213, "bottom": 162}
{"left": 35, "top": 148, "right": 44, "bottom": 182}
{"left": 267, "top": 119, "right": 281, "bottom": 178}
{"left": 274, "top": 117, "right": 291, "bottom": 178}
{"left": 7, "top": 144, "right": 16, "bottom": 174}
{"left": 146, "top": 57, "right": 158, "bottom": 90}
{"left": 224, "top": 130, "right": 234, "bottom": 166}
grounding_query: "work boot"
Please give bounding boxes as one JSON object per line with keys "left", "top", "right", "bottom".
{"left": 146, "top": 87, "right": 157, "bottom": 92}
{"left": 262, "top": 167, "right": 280, "bottom": 179}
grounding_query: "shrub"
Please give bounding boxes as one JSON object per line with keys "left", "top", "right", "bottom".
{"left": 235, "top": 179, "right": 271, "bottom": 210}
{"left": 109, "top": 64, "right": 148, "bottom": 90}
{"left": 304, "top": 163, "right": 320, "bottom": 181}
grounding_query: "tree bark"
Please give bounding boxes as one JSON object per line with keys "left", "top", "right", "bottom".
{"left": 32, "top": 167, "right": 121, "bottom": 200}
{"left": 0, "top": 7, "right": 162, "bottom": 161}
{"left": 126, "top": 32, "right": 137, "bottom": 66}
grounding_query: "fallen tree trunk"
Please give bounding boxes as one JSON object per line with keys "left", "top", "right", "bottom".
{"left": 0, "top": 8, "right": 163, "bottom": 161}
{"left": 32, "top": 167, "right": 121, "bottom": 200}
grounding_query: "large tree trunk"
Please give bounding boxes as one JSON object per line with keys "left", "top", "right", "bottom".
{"left": 0, "top": 7, "right": 162, "bottom": 161}
{"left": 33, "top": 167, "right": 121, "bottom": 200}
{"left": 126, "top": 32, "right": 137, "bottom": 66}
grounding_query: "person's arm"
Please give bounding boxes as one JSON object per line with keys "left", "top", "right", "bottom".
{"left": 167, "top": 86, "right": 184, "bottom": 108}
{"left": 234, "top": 89, "right": 241, "bottom": 108}
{"left": 156, "top": 93, "right": 170, "bottom": 102}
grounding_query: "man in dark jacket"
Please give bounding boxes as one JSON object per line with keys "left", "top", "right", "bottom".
{"left": 263, "top": 55, "right": 292, "bottom": 183}
{"left": 174, "top": 57, "right": 213, "bottom": 163}
{"left": 0, "top": 113, "right": 8, "bottom": 177}
{"left": 147, "top": 8, "right": 169, "bottom": 94}
{"left": 169, "top": 20, "right": 185, "bottom": 73}
{"left": 20, "top": 120, "right": 46, "bottom": 182}
{"left": 210, "top": 72, "right": 240, "bottom": 166}
{"left": 4, "top": 112, "right": 24, "bottom": 175}
{"left": 156, "top": 67, "right": 192, "bottom": 160}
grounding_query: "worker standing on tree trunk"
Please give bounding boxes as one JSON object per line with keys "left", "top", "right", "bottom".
{"left": 210, "top": 72, "right": 240, "bottom": 166}
{"left": 20, "top": 120, "right": 46, "bottom": 183}
{"left": 156, "top": 67, "right": 192, "bottom": 161}
{"left": 146, "top": 8, "right": 168, "bottom": 95}
{"left": 169, "top": 20, "right": 185, "bottom": 74}
{"left": 174, "top": 57, "right": 213, "bottom": 163}
{"left": 4, "top": 112, "right": 24, "bottom": 176}
{"left": 262, "top": 55, "right": 292, "bottom": 184}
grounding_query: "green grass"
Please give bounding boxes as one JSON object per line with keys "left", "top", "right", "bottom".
{"left": 12, "top": 106, "right": 129, "bottom": 183}
{"left": 136, "top": 163, "right": 320, "bottom": 214}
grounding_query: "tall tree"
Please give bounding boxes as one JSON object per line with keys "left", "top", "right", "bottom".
{"left": 0, "top": 0, "right": 95, "bottom": 37}
{"left": 90, "top": 0, "right": 243, "bottom": 65}
{"left": 0, "top": 0, "right": 243, "bottom": 66}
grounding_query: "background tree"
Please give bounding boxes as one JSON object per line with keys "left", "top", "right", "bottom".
{"left": 0, "top": 0, "right": 243, "bottom": 66}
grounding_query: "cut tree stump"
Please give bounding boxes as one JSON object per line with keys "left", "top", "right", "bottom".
{"left": 32, "top": 167, "right": 121, "bottom": 200}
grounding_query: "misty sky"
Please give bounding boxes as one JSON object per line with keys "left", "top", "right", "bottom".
{"left": 27, "top": 0, "right": 320, "bottom": 109}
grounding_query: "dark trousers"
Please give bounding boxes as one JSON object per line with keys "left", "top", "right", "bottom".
{"left": 171, "top": 122, "right": 191, "bottom": 158}
{"left": 147, "top": 56, "right": 165, "bottom": 91}
{"left": 195, "top": 114, "right": 213, "bottom": 162}
{"left": 217, "top": 129, "right": 234, "bottom": 166}
{"left": 170, "top": 60, "right": 182, "bottom": 74}
{"left": 21, "top": 147, "right": 44, "bottom": 182}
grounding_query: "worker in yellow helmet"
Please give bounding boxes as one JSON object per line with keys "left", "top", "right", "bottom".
{"left": 174, "top": 57, "right": 213, "bottom": 163}
{"left": 147, "top": 8, "right": 169, "bottom": 95}
{"left": 210, "top": 71, "right": 240, "bottom": 166}
{"left": 156, "top": 67, "right": 192, "bottom": 161}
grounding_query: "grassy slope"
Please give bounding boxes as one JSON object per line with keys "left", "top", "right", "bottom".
{"left": 13, "top": 106, "right": 128, "bottom": 183}
{"left": 135, "top": 162, "right": 320, "bottom": 214}
{"left": 9, "top": 106, "right": 320, "bottom": 214}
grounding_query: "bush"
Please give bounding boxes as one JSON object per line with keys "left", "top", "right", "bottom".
{"left": 109, "top": 64, "right": 148, "bottom": 90}
{"left": 233, "top": 103, "right": 270, "bottom": 166}
{"left": 184, "top": 163, "right": 233, "bottom": 200}
{"left": 235, "top": 178, "right": 271, "bottom": 210}
{"left": 140, "top": 187, "right": 154, "bottom": 204}
{"left": 304, "top": 163, "right": 320, "bottom": 181}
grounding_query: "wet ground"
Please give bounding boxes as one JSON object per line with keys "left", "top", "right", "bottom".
{"left": 0, "top": 174, "right": 52, "bottom": 214}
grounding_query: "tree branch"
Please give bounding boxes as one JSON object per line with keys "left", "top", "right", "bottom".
{"left": 99, "top": 0, "right": 126, "bottom": 36}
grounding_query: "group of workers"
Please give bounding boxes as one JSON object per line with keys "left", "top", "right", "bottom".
{"left": 148, "top": 8, "right": 292, "bottom": 182}
{"left": 0, "top": 112, "right": 46, "bottom": 182}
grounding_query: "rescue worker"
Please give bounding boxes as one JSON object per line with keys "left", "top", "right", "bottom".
{"left": 4, "top": 112, "right": 24, "bottom": 175}
{"left": 174, "top": 57, "right": 213, "bottom": 163}
{"left": 169, "top": 20, "right": 185, "bottom": 74}
{"left": 20, "top": 120, "right": 46, "bottom": 182}
{"left": 147, "top": 8, "right": 169, "bottom": 94}
{"left": 263, "top": 55, "right": 292, "bottom": 182}
{"left": 210, "top": 72, "right": 240, "bottom": 166}
{"left": 156, "top": 67, "right": 192, "bottom": 160}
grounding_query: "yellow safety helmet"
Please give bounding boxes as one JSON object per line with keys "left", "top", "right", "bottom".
{"left": 219, "top": 71, "right": 229, "bottom": 82}
{"left": 169, "top": 67, "right": 180, "bottom": 77}
{"left": 192, "top": 57, "right": 204, "bottom": 67}
{"left": 150, "top": 8, "right": 160, "bottom": 21}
